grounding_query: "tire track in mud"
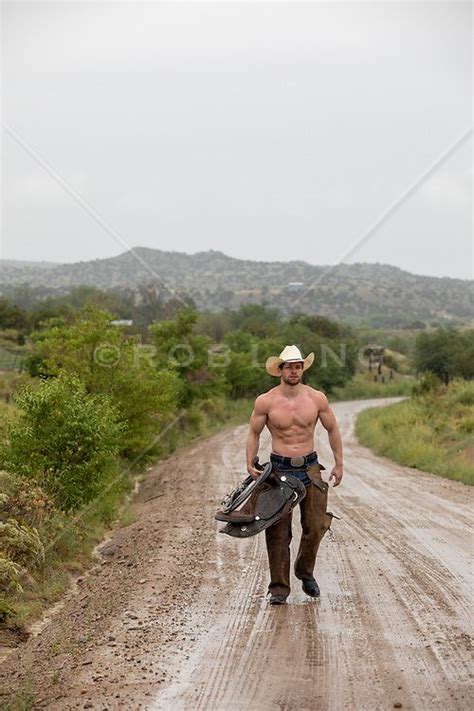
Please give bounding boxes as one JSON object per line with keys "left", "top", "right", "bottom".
{"left": 338, "top": 525, "right": 468, "bottom": 710}
{"left": 317, "top": 519, "right": 420, "bottom": 711}
{"left": 199, "top": 423, "right": 337, "bottom": 711}
{"left": 192, "top": 543, "right": 266, "bottom": 710}
{"left": 342, "top": 503, "right": 471, "bottom": 682}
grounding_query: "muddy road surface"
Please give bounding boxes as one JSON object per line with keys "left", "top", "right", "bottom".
{"left": 1, "top": 398, "right": 472, "bottom": 710}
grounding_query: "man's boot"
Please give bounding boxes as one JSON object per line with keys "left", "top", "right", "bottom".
{"left": 301, "top": 577, "right": 320, "bottom": 597}
{"left": 269, "top": 594, "right": 287, "bottom": 605}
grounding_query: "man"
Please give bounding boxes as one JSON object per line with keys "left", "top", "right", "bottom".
{"left": 246, "top": 344, "right": 344, "bottom": 605}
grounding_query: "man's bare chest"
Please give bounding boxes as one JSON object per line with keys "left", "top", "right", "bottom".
{"left": 267, "top": 399, "right": 319, "bottom": 430}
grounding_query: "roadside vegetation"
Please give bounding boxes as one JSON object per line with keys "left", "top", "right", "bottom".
{"left": 0, "top": 303, "right": 257, "bottom": 631}
{"left": 356, "top": 379, "right": 474, "bottom": 485}
{"left": 0, "top": 288, "right": 471, "bottom": 634}
{"left": 332, "top": 373, "right": 413, "bottom": 401}
{"left": 356, "top": 328, "right": 474, "bottom": 486}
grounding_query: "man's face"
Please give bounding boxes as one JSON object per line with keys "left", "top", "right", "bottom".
{"left": 280, "top": 361, "right": 304, "bottom": 385}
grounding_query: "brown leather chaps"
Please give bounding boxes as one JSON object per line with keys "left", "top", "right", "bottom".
{"left": 265, "top": 465, "right": 333, "bottom": 598}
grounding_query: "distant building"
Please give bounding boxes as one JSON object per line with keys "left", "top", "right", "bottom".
{"left": 110, "top": 319, "right": 133, "bottom": 327}
{"left": 287, "top": 282, "right": 304, "bottom": 293}
{"left": 365, "top": 345, "right": 385, "bottom": 373}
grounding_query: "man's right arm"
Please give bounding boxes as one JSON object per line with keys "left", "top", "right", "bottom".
{"left": 246, "top": 395, "right": 268, "bottom": 479}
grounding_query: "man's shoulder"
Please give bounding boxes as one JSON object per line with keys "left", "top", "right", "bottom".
{"left": 254, "top": 387, "right": 279, "bottom": 410}
{"left": 304, "top": 385, "right": 329, "bottom": 406}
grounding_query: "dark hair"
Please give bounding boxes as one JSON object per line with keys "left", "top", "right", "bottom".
{"left": 279, "top": 361, "right": 303, "bottom": 371}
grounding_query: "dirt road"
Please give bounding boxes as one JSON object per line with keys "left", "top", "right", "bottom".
{"left": 1, "top": 398, "right": 472, "bottom": 710}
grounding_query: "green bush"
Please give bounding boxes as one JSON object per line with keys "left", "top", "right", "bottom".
{"left": 228, "top": 304, "right": 281, "bottom": 338}
{"left": 1, "top": 373, "right": 125, "bottom": 511}
{"left": 28, "top": 305, "right": 181, "bottom": 460}
{"left": 0, "top": 513, "right": 45, "bottom": 622}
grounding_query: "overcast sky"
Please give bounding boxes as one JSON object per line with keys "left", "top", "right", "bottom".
{"left": 1, "top": 1, "right": 472, "bottom": 279}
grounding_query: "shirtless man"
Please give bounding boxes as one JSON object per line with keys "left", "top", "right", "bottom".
{"left": 246, "top": 345, "right": 343, "bottom": 604}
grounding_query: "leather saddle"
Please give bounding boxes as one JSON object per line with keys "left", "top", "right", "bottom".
{"left": 215, "top": 460, "right": 307, "bottom": 538}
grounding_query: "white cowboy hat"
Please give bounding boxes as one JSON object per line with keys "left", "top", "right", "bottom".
{"left": 265, "top": 345, "right": 315, "bottom": 377}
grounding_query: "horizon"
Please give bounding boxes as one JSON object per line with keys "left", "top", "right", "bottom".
{"left": 0, "top": 246, "right": 472, "bottom": 282}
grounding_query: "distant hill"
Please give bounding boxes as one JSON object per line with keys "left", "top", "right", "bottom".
{"left": 0, "top": 248, "right": 472, "bottom": 326}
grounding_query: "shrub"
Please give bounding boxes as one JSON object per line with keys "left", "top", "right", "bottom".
{"left": 0, "top": 470, "right": 56, "bottom": 529}
{"left": 0, "top": 520, "right": 44, "bottom": 569}
{"left": 0, "top": 557, "right": 23, "bottom": 595}
{"left": 412, "top": 372, "right": 444, "bottom": 396}
{"left": 1, "top": 554, "right": 23, "bottom": 623}
{"left": 28, "top": 305, "right": 181, "bottom": 460}
{"left": 1, "top": 373, "right": 125, "bottom": 511}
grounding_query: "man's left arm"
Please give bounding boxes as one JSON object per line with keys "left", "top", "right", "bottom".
{"left": 317, "top": 394, "right": 344, "bottom": 487}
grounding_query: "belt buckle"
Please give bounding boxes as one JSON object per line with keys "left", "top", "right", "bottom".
{"left": 290, "top": 456, "right": 305, "bottom": 468}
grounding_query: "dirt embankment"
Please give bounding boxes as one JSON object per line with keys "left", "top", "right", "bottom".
{"left": 1, "top": 398, "right": 472, "bottom": 710}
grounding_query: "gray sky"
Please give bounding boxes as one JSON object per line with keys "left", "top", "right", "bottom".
{"left": 1, "top": 1, "right": 472, "bottom": 279}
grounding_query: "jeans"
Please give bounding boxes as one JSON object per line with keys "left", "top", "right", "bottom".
{"left": 271, "top": 464, "right": 313, "bottom": 487}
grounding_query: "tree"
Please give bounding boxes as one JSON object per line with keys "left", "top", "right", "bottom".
{"left": 0, "top": 298, "right": 29, "bottom": 331}
{"left": 27, "top": 287, "right": 135, "bottom": 330}
{"left": 293, "top": 313, "right": 352, "bottom": 339}
{"left": 150, "top": 308, "right": 224, "bottom": 407}
{"left": 27, "top": 305, "right": 180, "bottom": 459}
{"left": 414, "top": 328, "right": 474, "bottom": 383}
{"left": 228, "top": 305, "right": 281, "bottom": 338}
{"left": 224, "top": 351, "right": 274, "bottom": 398}
{"left": 451, "top": 330, "right": 474, "bottom": 380}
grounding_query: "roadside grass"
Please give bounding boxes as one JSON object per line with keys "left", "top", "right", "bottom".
{"left": 332, "top": 372, "right": 415, "bottom": 401}
{"left": 7, "top": 569, "right": 72, "bottom": 631}
{"left": 0, "top": 685, "right": 36, "bottom": 711}
{"left": 355, "top": 380, "right": 474, "bottom": 485}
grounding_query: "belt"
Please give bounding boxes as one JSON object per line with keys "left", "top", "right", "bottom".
{"left": 270, "top": 451, "right": 318, "bottom": 469}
